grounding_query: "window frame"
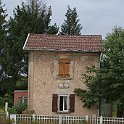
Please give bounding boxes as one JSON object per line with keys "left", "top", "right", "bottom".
{"left": 52, "top": 94, "right": 75, "bottom": 113}
{"left": 58, "top": 94, "right": 69, "bottom": 112}
{"left": 18, "top": 96, "right": 28, "bottom": 104}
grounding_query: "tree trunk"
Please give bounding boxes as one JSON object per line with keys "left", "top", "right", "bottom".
{"left": 117, "top": 104, "right": 124, "bottom": 117}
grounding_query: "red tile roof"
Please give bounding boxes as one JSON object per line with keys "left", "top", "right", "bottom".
{"left": 23, "top": 34, "right": 102, "bottom": 52}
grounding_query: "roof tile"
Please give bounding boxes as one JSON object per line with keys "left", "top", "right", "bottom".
{"left": 23, "top": 34, "right": 102, "bottom": 52}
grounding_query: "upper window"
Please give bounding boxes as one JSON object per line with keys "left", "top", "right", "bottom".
{"left": 58, "top": 58, "right": 70, "bottom": 78}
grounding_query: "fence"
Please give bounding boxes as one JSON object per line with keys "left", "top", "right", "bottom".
{"left": 88, "top": 116, "right": 124, "bottom": 124}
{"left": 0, "top": 113, "right": 124, "bottom": 124}
{"left": 15, "top": 114, "right": 86, "bottom": 124}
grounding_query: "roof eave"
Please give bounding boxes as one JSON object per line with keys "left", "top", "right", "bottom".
{"left": 23, "top": 33, "right": 30, "bottom": 50}
{"left": 23, "top": 48, "right": 102, "bottom": 53}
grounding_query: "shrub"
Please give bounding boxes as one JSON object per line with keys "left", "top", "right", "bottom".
{"left": 15, "top": 102, "right": 27, "bottom": 114}
{"left": 8, "top": 106, "right": 17, "bottom": 114}
{"left": 8, "top": 102, "right": 27, "bottom": 114}
{"left": 0, "top": 94, "right": 13, "bottom": 108}
{"left": 22, "top": 108, "right": 35, "bottom": 114}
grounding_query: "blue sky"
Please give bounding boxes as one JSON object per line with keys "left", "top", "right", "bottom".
{"left": 3, "top": 0, "right": 124, "bottom": 38}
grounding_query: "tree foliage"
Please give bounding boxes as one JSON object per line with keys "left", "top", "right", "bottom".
{"left": 7, "top": 0, "right": 58, "bottom": 75}
{"left": 0, "top": 0, "right": 7, "bottom": 50}
{"left": 0, "top": 0, "right": 7, "bottom": 70}
{"left": 0, "top": 0, "right": 9, "bottom": 95}
{"left": 61, "top": 5, "right": 82, "bottom": 35}
{"left": 0, "top": 0, "right": 58, "bottom": 95}
{"left": 74, "top": 27, "right": 124, "bottom": 117}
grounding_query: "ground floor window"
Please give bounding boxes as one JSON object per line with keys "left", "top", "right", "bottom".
{"left": 52, "top": 94, "right": 75, "bottom": 113}
{"left": 59, "top": 95, "right": 68, "bottom": 112}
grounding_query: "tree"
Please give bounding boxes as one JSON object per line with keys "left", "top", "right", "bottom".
{"left": 61, "top": 5, "right": 82, "bottom": 35}
{"left": 0, "top": 0, "right": 8, "bottom": 95}
{"left": 0, "top": 0, "right": 7, "bottom": 48}
{"left": 74, "top": 27, "right": 124, "bottom": 117}
{"left": 0, "top": 0, "right": 7, "bottom": 68}
{"left": 0, "top": 0, "right": 58, "bottom": 95}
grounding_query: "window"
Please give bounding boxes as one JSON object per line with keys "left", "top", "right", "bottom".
{"left": 59, "top": 95, "right": 68, "bottom": 112}
{"left": 58, "top": 58, "right": 70, "bottom": 78}
{"left": 52, "top": 94, "right": 75, "bottom": 113}
{"left": 18, "top": 96, "right": 27, "bottom": 104}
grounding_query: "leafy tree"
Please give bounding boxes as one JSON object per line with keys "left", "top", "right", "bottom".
{"left": 61, "top": 5, "right": 82, "bottom": 35}
{"left": 74, "top": 27, "right": 124, "bottom": 117}
{"left": 0, "top": 0, "right": 58, "bottom": 95}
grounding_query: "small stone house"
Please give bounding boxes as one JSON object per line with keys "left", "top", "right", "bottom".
{"left": 23, "top": 34, "right": 102, "bottom": 116}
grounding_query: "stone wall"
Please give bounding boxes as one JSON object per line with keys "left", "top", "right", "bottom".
{"left": 28, "top": 51, "right": 100, "bottom": 116}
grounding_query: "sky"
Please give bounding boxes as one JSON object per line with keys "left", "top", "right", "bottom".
{"left": 3, "top": 0, "right": 124, "bottom": 38}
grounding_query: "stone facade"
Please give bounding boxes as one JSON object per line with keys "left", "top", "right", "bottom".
{"left": 28, "top": 51, "right": 100, "bottom": 116}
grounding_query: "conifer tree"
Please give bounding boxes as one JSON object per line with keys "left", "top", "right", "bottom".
{"left": 0, "top": 0, "right": 7, "bottom": 56}
{"left": 0, "top": 0, "right": 58, "bottom": 94}
{"left": 0, "top": 0, "right": 9, "bottom": 95}
{"left": 61, "top": 5, "right": 82, "bottom": 35}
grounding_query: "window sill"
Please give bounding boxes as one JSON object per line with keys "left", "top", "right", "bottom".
{"left": 57, "top": 77, "right": 72, "bottom": 80}
{"left": 57, "top": 75, "right": 72, "bottom": 80}
{"left": 57, "top": 111, "right": 70, "bottom": 114}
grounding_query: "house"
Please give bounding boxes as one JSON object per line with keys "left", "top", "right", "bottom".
{"left": 14, "top": 90, "right": 28, "bottom": 106}
{"left": 23, "top": 34, "right": 102, "bottom": 116}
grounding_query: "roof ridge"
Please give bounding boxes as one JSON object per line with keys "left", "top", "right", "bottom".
{"left": 30, "top": 33, "right": 102, "bottom": 37}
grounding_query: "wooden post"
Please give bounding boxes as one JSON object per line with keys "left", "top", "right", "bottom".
{"left": 32, "top": 114, "right": 35, "bottom": 122}
{"left": 5, "top": 102, "right": 8, "bottom": 112}
{"left": 6, "top": 111, "right": 9, "bottom": 118}
{"left": 85, "top": 115, "right": 89, "bottom": 122}
{"left": 100, "top": 116, "right": 103, "bottom": 124}
{"left": 5, "top": 102, "right": 9, "bottom": 118}
{"left": 59, "top": 115, "right": 62, "bottom": 124}
{"left": 10, "top": 114, "right": 16, "bottom": 124}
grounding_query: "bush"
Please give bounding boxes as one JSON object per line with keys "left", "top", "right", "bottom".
{"left": 15, "top": 102, "right": 27, "bottom": 114}
{"left": 0, "top": 94, "right": 13, "bottom": 108}
{"left": 22, "top": 108, "right": 35, "bottom": 114}
{"left": 8, "top": 106, "right": 17, "bottom": 114}
{"left": 8, "top": 102, "right": 27, "bottom": 114}
{"left": 0, "top": 97, "right": 6, "bottom": 107}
